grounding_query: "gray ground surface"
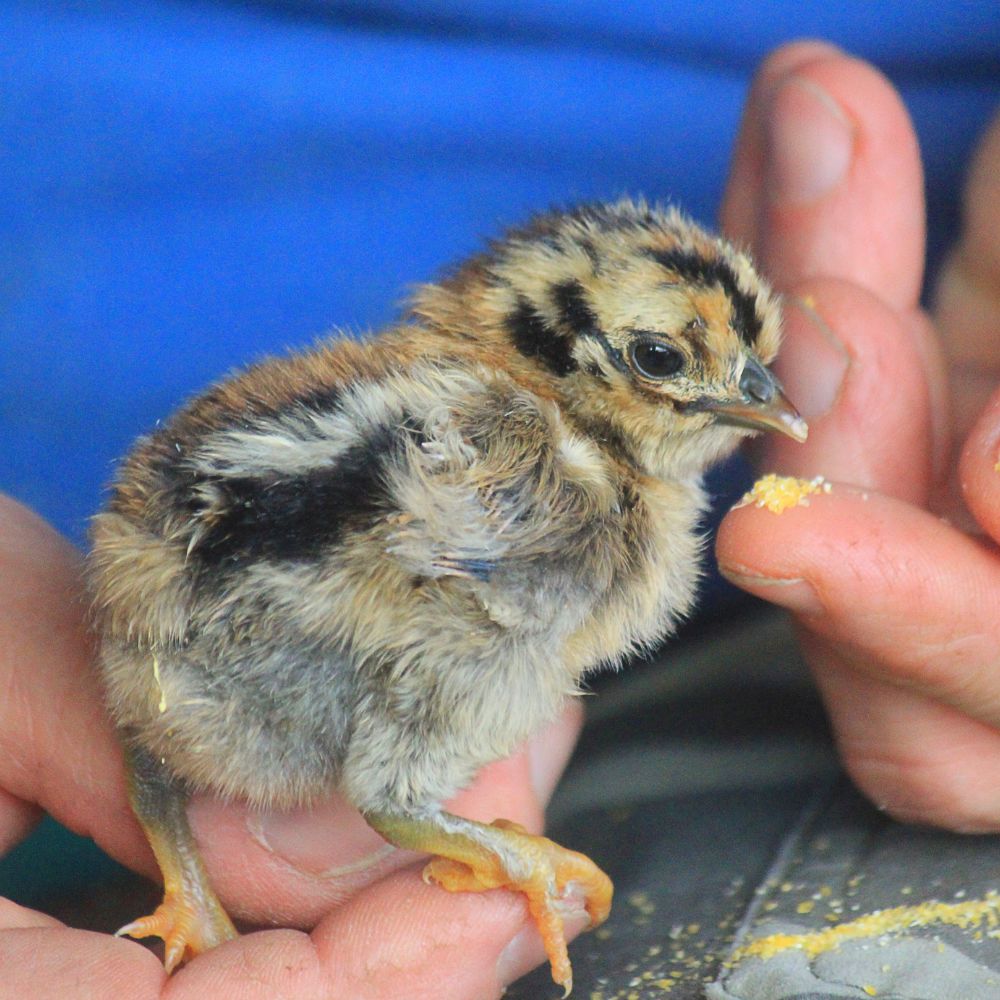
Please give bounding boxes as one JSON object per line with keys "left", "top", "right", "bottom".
{"left": 508, "top": 612, "right": 1000, "bottom": 1000}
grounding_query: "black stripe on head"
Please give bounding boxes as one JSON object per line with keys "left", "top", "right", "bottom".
{"left": 550, "top": 280, "right": 634, "bottom": 381}
{"left": 647, "top": 248, "right": 762, "bottom": 346}
{"left": 587, "top": 331, "right": 630, "bottom": 378}
{"left": 190, "top": 420, "right": 419, "bottom": 567}
{"left": 551, "top": 279, "right": 599, "bottom": 337}
{"left": 504, "top": 295, "right": 578, "bottom": 377}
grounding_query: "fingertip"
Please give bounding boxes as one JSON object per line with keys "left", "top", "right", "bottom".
{"left": 722, "top": 485, "right": 1000, "bottom": 728}
{"left": 765, "top": 73, "right": 854, "bottom": 207}
{"left": 756, "top": 52, "right": 924, "bottom": 307}
{"left": 0, "top": 789, "right": 42, "bottom": 857}
{"left": 959, "top": 388, "right": 1000, "bottom": 543}
{"left": 765, "top": 278, "right": 933, "bottom": 505}
{"left": 166, "top": 929, "right": 329, "bottom": 999}
{"left": 755, "top": 38, "right": 847, "bottom": 81}
{"left": 0, "top": 897, "right": 65, "bottom": 931}
{"left": 0, "top": 925, "right": 166, "bottom": 999}
{"left": 497, "top": 916, "right": 587, "bottom": 995}
{"left": 314, "top": 866, "right": 544, "bottom": 999}
{"left": 722, "top": 39, "right": 845, "bottom": 246}
{"left": 0, "top": 495, "right": 144, "bottom": 871}
{"left": 716, "top": 482, "right": 839, "bottom": 617}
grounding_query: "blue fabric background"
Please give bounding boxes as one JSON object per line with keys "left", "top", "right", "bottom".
{"left": 2, "top": 1, "right": 999, "bottom": 547}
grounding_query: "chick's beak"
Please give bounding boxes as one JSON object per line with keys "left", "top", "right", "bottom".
{"left": 696, "top": 357, "right": 809, "bottom": 443}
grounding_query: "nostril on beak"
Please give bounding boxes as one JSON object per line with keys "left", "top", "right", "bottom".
{"left": 739, "top": 358, "right": 775, "bottom": 404}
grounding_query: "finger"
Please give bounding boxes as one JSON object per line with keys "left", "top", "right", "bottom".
{"left": 111, "top": 865, "right": 575, "bottom": 1000}
{"left": 0, "top": 925, "right": 163, "bottom": 1000}
{"left": 933, "top": 109, "right": 1000, "bottom": 442}
{"left": 0, "top": 870, "right": 567, "bottom": 1000}
{"left": 805, "top": 639, "right": 1000, "bottom": 832}
{"left": 760, "top": 277, "right": 935, "bottom": 505}
{"left": 725, "top": 50, "right": 924, "bottom": 311}
{"left": 961, "top": 384, "right": 1000, "bottom": 543}
{"left": 0, "top": 789, "right": 41, "bottom": 857}
{"left": 0, "top": 496, "right": 138, "bottom": 864}
{"left": 1, "top": 733, "right": 585, "bottom": 1000}
{"left": 722, "top": 39, "right": 844, "bottom": 248}
{"left": 0, "top": 864, "right": 579, "bottom": 1000}
{"left": 934, "top": 109, "right": 1000, "bottom": 371}
{"left": 312, "top": 866, "right": 582, "bottom": 1000}
{"left": 717, "top": 487, "right": 1000, "bottom": 730}
{"left": 180, "top": 703, "right": 584, "bottom": 927}
{"left": 0, "top": 897, "right": 64, "bottom": 930}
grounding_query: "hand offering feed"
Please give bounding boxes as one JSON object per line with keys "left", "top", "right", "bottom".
{"left": 87, "top": 199, "right": 806, "bottom": 994}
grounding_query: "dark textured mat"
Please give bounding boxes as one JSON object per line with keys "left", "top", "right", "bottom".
{"left": 711, "top": 782, "right": 1000, "bottom": 1000}
{"left": 505, "top": 784, "right": 822, "bottom": 999}
{"left": 507, "top": 612, "right": 1000, "bottom": 999}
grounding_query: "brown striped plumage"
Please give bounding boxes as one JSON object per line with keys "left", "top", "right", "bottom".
{"left": 87, "top": 198, "right": 805, "bottom": 994}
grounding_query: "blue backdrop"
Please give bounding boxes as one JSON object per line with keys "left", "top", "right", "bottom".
{"left": 3, "top": 1, "right": 999, "bottom": 547}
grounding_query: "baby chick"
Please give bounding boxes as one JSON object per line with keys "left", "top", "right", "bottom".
{"left": 88, "top": 199, "right": 806, "bottom": 995}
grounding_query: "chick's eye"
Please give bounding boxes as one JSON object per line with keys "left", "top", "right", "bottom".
{"left": 630, "top": 340, "right": 684, "bottom": 380}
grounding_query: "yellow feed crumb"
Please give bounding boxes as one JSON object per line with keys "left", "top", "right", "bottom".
{"left": 862, "top": 987, "right": 878, "bottom": 996}
{"left": 737, "top": 474, "right": 831, "bottom": 514}
{"left": 731, "top": 891, "right": 1000, "bottom": 962}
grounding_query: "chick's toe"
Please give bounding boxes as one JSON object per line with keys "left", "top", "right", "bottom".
{"left": 368, "top": 810, "right": 612, "bottom": 995}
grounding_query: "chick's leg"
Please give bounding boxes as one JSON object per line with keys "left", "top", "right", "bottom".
{"left": 366, "top": 809, "right": 612, "bottom": 995}
{"left": 117, "top": 743, "right": 237, "bottom": 971}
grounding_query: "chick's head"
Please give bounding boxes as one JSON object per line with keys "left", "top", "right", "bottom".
{"left": 411, "top": 199, "right": 806, "bottom": 478}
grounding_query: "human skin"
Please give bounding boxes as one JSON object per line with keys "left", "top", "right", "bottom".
{"left": 717, "top": 43, "right": 1000, "bottom": 832}
{"left": 1, "top": 40, "right": 998, "bottom": 999}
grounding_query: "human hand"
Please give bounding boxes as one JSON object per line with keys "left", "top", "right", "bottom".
{"left": 717, "top": 42, "right": 1000, "bottom": 831}
{"left": 0, "top": 494, "right": 583, "bottom": 998}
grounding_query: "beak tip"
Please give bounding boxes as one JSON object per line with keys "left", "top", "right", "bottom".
{"left": 786, "top": 414, "right": 809, "bottom": 443}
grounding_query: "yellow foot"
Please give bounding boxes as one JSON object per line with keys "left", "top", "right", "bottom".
{"left": 424, "top": 819, "right": 613, "bottom": 996}
{"left": 116, "top": 890, "right": 238, "bottom": 973}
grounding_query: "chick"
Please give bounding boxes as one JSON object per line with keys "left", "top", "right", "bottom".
{"left": 87, "top": 199, "right": 806, "bottom": 994}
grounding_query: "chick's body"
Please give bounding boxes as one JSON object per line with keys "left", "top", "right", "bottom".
{"left": 95, "top": 344, "right": 702, "bottom": 813}
{"left": 88, "top": 200, "right": 804, "bottom": 993}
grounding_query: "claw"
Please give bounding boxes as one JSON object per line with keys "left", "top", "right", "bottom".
{"left": 367, "top": 809, "right": 612, "bottom": 996}
{"left": 116, "top": 889, "right": 237, "bottom": 973}
{"left": 423, "top": 819, "right": 612, "bottom": 995}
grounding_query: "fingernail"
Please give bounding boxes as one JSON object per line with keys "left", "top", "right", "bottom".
{"left": 778, "top": 296, "right": 851, "bottom": 421}
{"left": 250, "top": 798, "right": 396, "bottom": 877}
{"left": 766, "top": 76, "right": 854, "bottom": 204}
{"left": 717, "top": 566, "right": 824, "bottom": 618}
